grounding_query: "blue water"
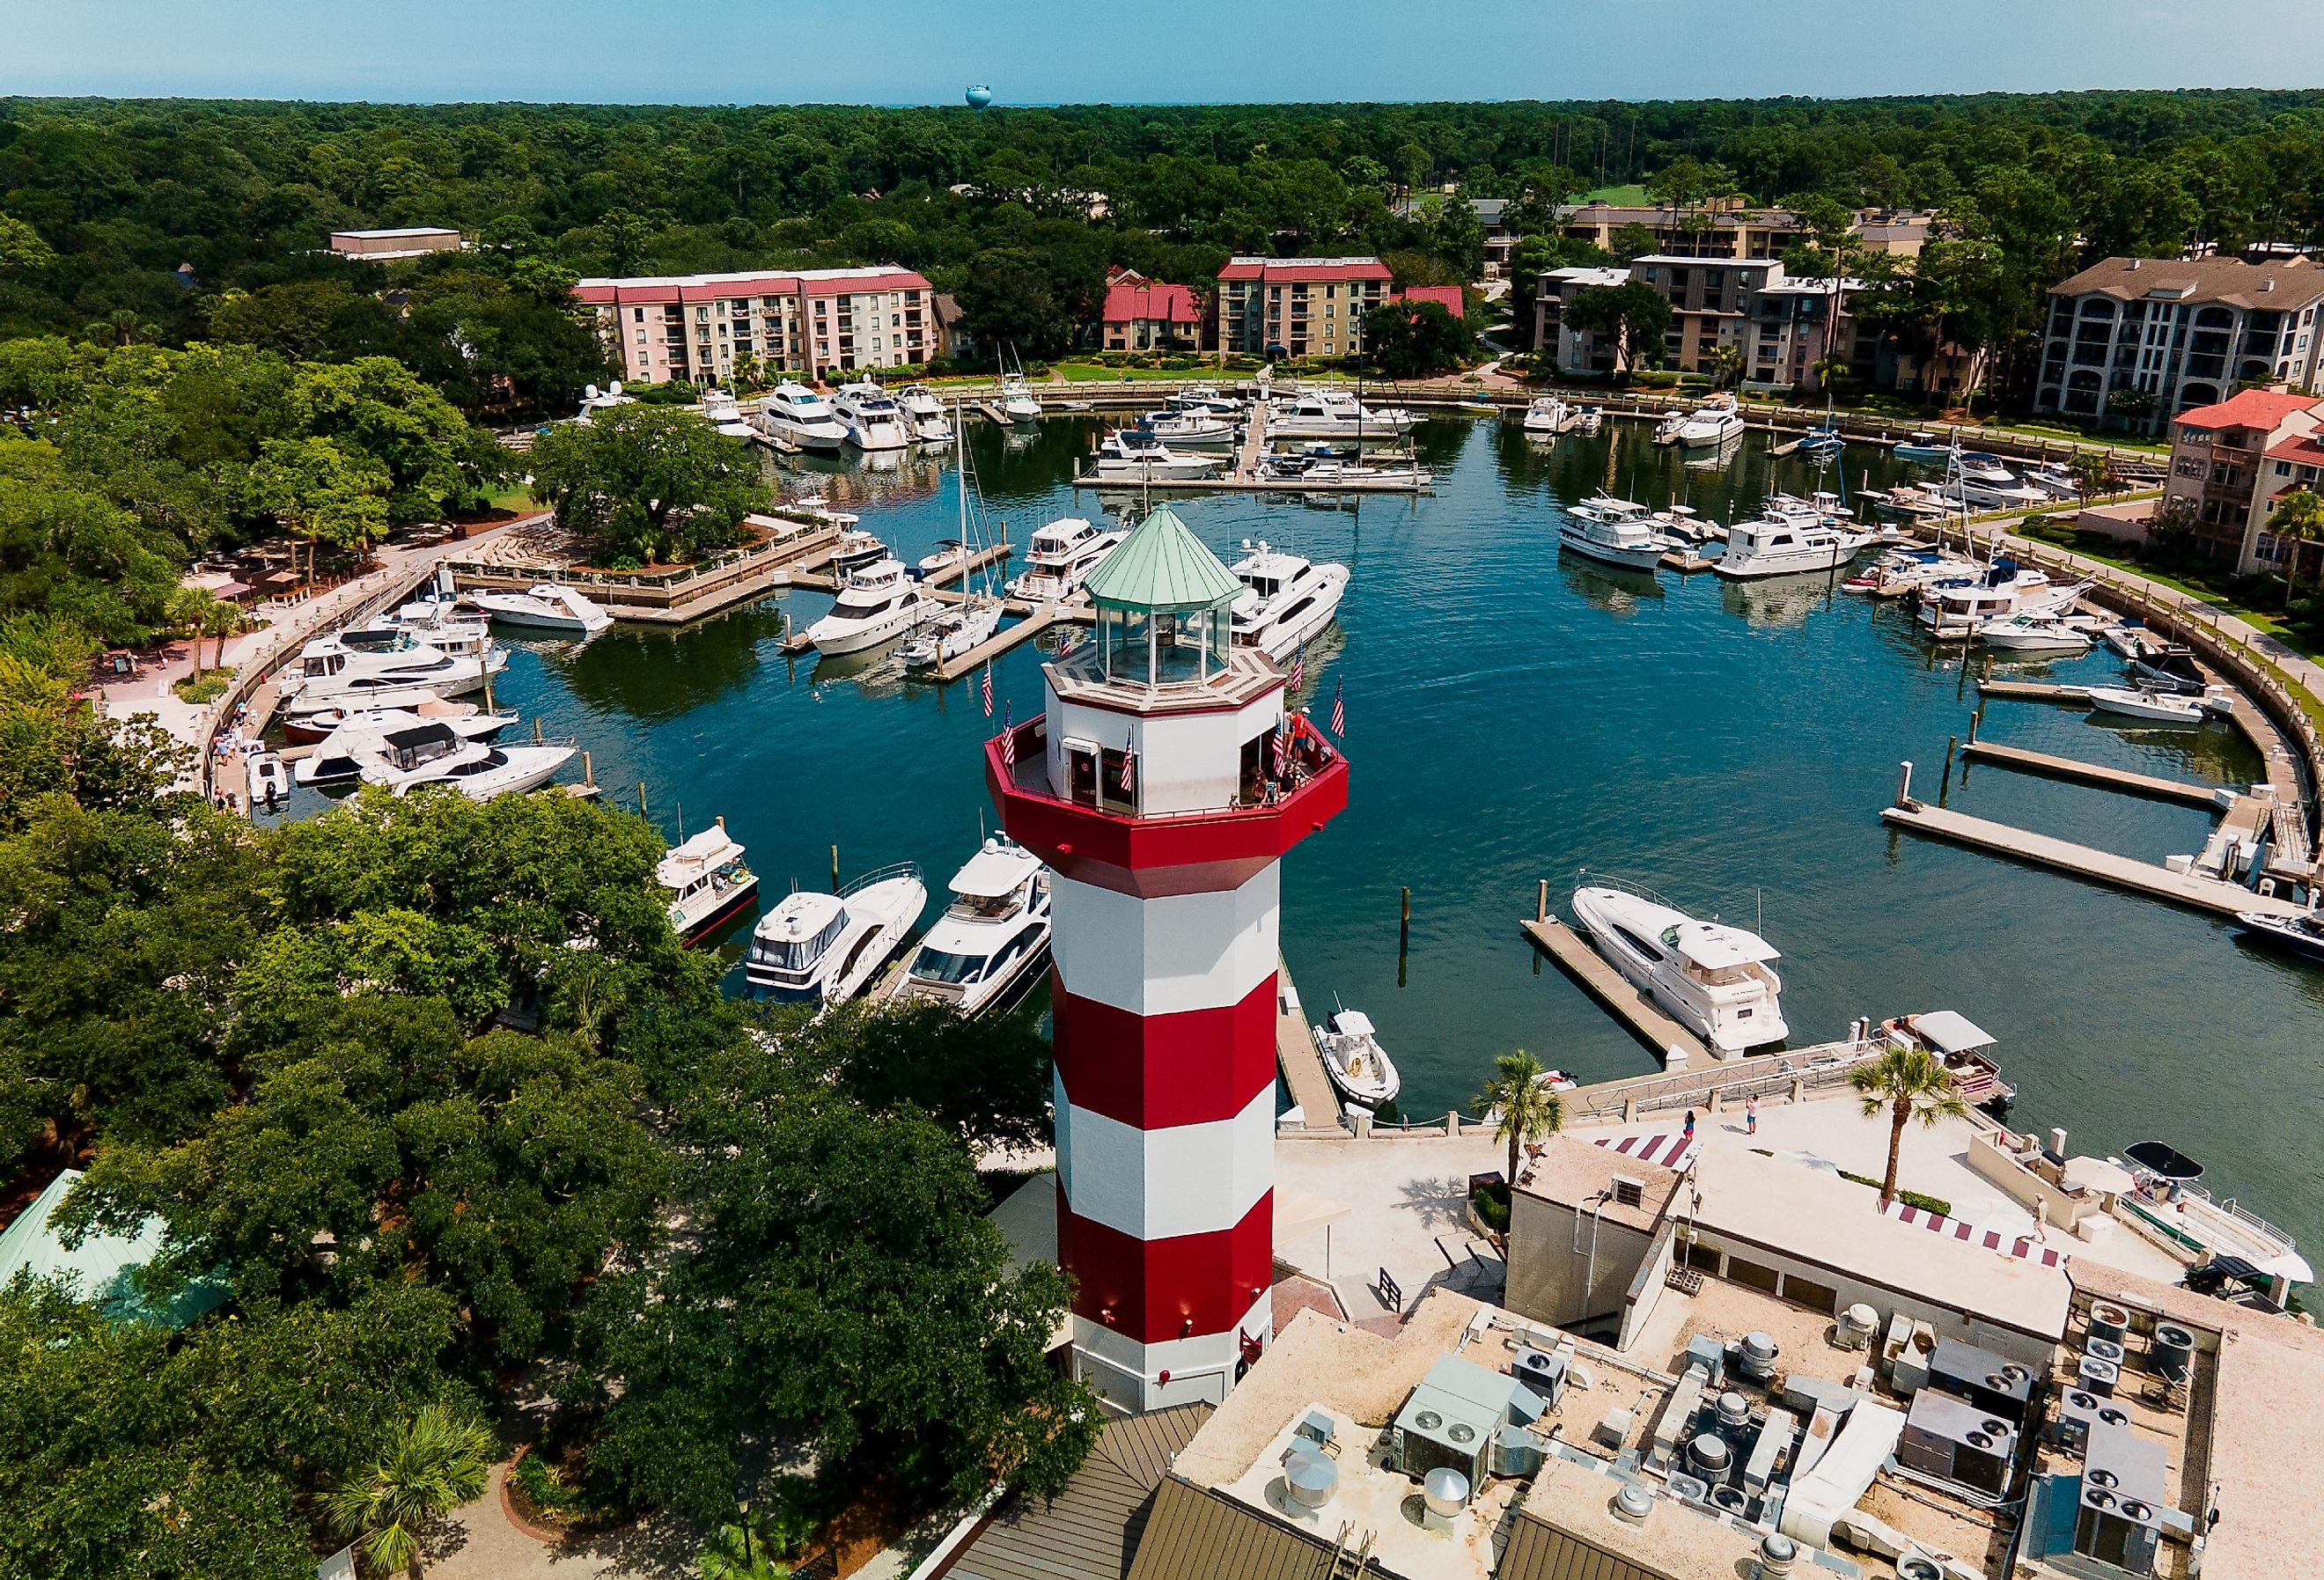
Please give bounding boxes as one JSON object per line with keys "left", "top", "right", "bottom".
{"left": 379, "top": 419, "right": 2324, "bottom": 1248}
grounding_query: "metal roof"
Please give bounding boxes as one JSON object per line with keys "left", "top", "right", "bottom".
{"left": 1083, "top": 504, "right": 1243, "bottom": 614}
{"left": 1120, "top": 1475, "right": 1337, "bottom": 1580}
{"left": 948, "top": 1405, "right": 1213, "bottom": 1580}
{"left": 0, "top": 1170, "right": 226, "bottom": 1330}
{"left": 1497, "top": 1512, "right": 1674, "bottom": 1580}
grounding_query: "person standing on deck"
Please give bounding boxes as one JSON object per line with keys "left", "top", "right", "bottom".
{"left": 1745, "top": 1094, "right": 1758, "bottom": 1135}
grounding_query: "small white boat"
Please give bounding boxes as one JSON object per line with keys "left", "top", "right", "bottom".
{"left": 1254, "top": 452, "right": 1431, "bottom": 489}
{"left": 756, "top": 382, "right": 848, "bottom": 452}
{"left": 246, "top": 751, "right": 288, "bottom": 805}
{"left": 1521, "top": 396, "right": 1575, "bottom": 437}
{"left": 1007, "top": 518, "right": 1125, "bottom": 602}
{"left": 2125, "top": 637, "right": 2210, "bottom": 694}
{"left": 659, "top": 821, "right": 758, "bottom": 942}
{"left": 359, "top": 721, "right": 575, "bottom": 799}
{"left": 281, "top": 695, "right": 498, "bottom": 745}
{"left": 2021, "top": 461, "right": 2081, "bottom": 500}
{"left": 1673, "top": 394, "right": 1747, "bottom": 447}
{"left": 1560, "top": 496, "right": 1670, "bottom": 573}
{"left": 293, "top": 707, "right": 517, "bottom": 784}
{"left": 1572, "top": 881, "right": 1788, "bottom": 1053}
{"left": 1651, "top": 408, "right": 1691, "bottom": 445}
{"left": 1843, "top": 547, "right": 1977, "bottom": 598}
{"left": 834, "top": 380, "right": 910, "bottom": 452}
{"left": 2086, "top": 686, "right": 2207, "bottom": 725}
{"left": 884, "top": 838, "right": 1052, "bottom": 1016}
{"left": 915, "top": 539, "right": 967, "bottom": 579}
{"left": 999, "top": 371, "right": 1042, "bottom": 424}
{"left": 1313, "top": 1009, "right": 1401, "bottom": 1108}
{"left": 1646, "top": 503, "right": 1713, "bottom": 544}
{"left": 1094, "top": 428, "right": 1221, "bottom": 479}
{"left": 469, "top": 583, "right": 613, "bottom": 637}
{"left": 805, "top": 557, "right": 933, "bottom": 656}
{"left": 827, "top": 528, "right": 889, "bottom": 577}
{"left": 1138, "top": 409, "right": 1238, "bottom": 448}
{"left": 698, "top": 390, "right": 755, "bottom": 440}
{"left": 896, "top": 384, "right": 953, "bottom": 444}
{"left": 2234, "top": 908, "right": 2324, "bottom": 965}
{"left": 1228, "top": 542, "right": 1349, "bottom": 661}
{"left": 1570, "top": 406, "right": 1605, "bottom": 436}
{"left": 745, "top": 863, "right": 927, "bottom": 1006}
{"left": 1977, "top": 613, "right": 2093, "bottom": 655}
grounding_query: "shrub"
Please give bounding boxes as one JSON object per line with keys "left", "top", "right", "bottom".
{"left": 1471, "top": 1180, "right": 1511, "bottom": 1233}
{"left": 173, "top": 669, "right": 232, "bottom": 703}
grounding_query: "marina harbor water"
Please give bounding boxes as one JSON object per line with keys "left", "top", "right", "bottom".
{"left": 382, "top": 415, "right": 2319, "bottom": 1253}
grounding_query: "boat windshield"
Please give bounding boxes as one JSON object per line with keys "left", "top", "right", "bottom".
{"left": 909, "top": 946, "right": 988, "bottom": 985}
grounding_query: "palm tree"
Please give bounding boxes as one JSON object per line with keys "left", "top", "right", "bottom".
{"left": 1848, "top": 1046, "right": 1967, "bottom": 1209}
{"left": 1475, "top": 1048, "right": 1563, "bottom": 1187}
{"left": 697, "top": 1515, "right": 794, "bottom": 1580}
{"left": 2267, "top": 488, "right": 2324, "bottom": 603}
{"left": 1707, "top": 343, "right": 1743, "bottom": 392}
{"left": 200, "top": 595, "right": 241, "bottom": 673}
{"left": 322, "top": 1404, "right": 496, "bottom": 1579}
{"left": 165, "top": 586, "right": 217, "bottom": 673}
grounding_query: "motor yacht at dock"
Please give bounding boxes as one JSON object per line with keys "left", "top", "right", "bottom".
{"left": 357, "top": 721, "right": 575, "bottom": 800}
{"left": 468, "top": 583, "right": 613, "bottom": 637}
{"left": 1915, "top": 562, "right": 2079, "bottom": 640}
{"left": 658, "top": 820, "right": 759, "bottom": 943}
{"left": 1976, "top": 612, "right": 2094, "bottom": 656}
{"left": 1655, "top": 394, "right": 1745, "bottom": 447}
{"left": 1093, "top": 428, "right": 1222, "bottom": 479}
{"left": 697, "top": 390, "right": 754, "bottom": 440}
{"left": 280, "top": 630, "right": 504, "bottom": 710}
{"left": 895, "top": 385, "right": 953, "bottom": 444}
{"left": 882, "top": 838, "right": 1052, "bottom": 1016}
{"left": 1264, "top": 386, "right": 1417, "bottom": 441}
{"left": 805, "top": 556, "right": 933, "bottom": 656}
{"left": 1522, "top": 396, "right": 1577, "bottom": 437}
{"left": 1227, "top": 542, "right": 1348, "bottom": 660}
{"left": 755, "top": 382, "right": 848, "bottom": 452}
{"left": 1560, "top": 496, "right": 1672, "bottom": 573}
{"left": 293, "top": 706, "right": 517, "bottom": 785}
{"left": 1714, "top": 511, "right": 1866, "bottom": 580}
{"left": 999, "top": 370, "right": 1043, "bottom": 423}
{"left": 281, "top": 695, "right": 504, "bottom": 746}
{"left": 1571, "top": 880, "right": 1788, "bottom": 1054}
{"left": 1313, "top": 1009, "right": 1401, "bottom": 1108}
{"left": 745, "top": 863, "right": 928, "bottom": 1006}
{"left": 1137, "top": 408, "right": 1238, "bottom": 448}
{"left": 833, "top": 380, "right": 910, "bottom": 451}
{"left": 1006, "top": 518, "right": 1125, "bottom": 602}
{"left": 1254, "top": 452, "right": 1432, "bottom": 489}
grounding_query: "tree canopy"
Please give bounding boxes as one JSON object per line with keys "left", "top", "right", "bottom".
{"left": 529, "top": 404, "right": 770, "bottom": 567}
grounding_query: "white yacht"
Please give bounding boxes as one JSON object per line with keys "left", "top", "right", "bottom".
{"left": 884, "top": 839, "right": 1052, "bottom": 1017}
{"left": 1571, "top": 882, "right": 1788, "bottom": 1054}
{"left": 1227, "top": 542, "right": 1349, "bottom": 661}
{"left": 573, "top": 382, "right": 635, "bottom": 424}
{"left": 281, "top": 695, "right": 502, "bottom": 746}
{"left": 1006, "top": 518, "right": 1126, "bottom": 602}
{"left": 896, "top": 384, "right": 953, "bottom": 444}
{"left": 756, "top": 382, "right": 848, "bottom": 452}
{"left": 658, "top": 820, "right": 759, "bottom": 943}
{"left": 900, "top": 602, "right": 1004, "bottom": 671}
{"left": 357, "top": 721, "right": 574, "bottom": 800}
{"left": 1976, "top": 612, "right": 2093, "bottom": 656}
{"left": 469, "top": 583, "right": 613, "bottom": 637}
{"left": 1915, "top": 564, "right": 2078, "bottom": 640}
{"left": 745, "top": 863, "right": 928, "bottom": 1005}
{"left": 1944, "top": 452, "right": 2048, "bottom": 510}
{"left": 293, "top": 707, "right": 516, "bottom": 784}
{"left": 2086, "top": 686, "right": 2208, "bottom": 726}
{"left": 281, "top": 630, "right": 500, "bottom": 709}
{"left": 2021, "top": 461, "right": 2081, "bottom": 501}
{"left": 340, "top": 607, "right": 497, "bottom": 668}
{"left": 1560, "top": 496, "right": 1671, "bottom": 573}
{"left": 698, "top": 390, "right": 755, "bottom": 440}
{"left": 1094, "top": 428, "right": 1221, "bottom": 479}
{"left": 246, "top": 751, "right": 288, "bottom": 806}
{"left": 1138, "top": 409, "right": 1238, "bottom": 448}
{"left": 805, "top": 556, "right": 933, "bottom": 656}
{"left": 1715, "top": 511, "right": 1864, "bottom": 579}
{"left": 1254, "top": 452, "right": 1432, "bottom": 489}
{"left": 834, "top": 380, "right": 910, "bottom": 451}
{"left": 999, "top": 371, "right": 1043, "bottom": 424}
{"left": 1522, "top": 396, "right": 1575, "bottom": 437}
{"left": 1673, "top": 395, "right": 1747, "bottom": 447}
{"left": 1167, "top": 386, "right": 1247, "bottom": 418}
{"left": 1266, "top": 387, "right": 1417, "bottom": 441}
{"left": 1313, "top": 1010, "right": 1401, "bottom": 1108}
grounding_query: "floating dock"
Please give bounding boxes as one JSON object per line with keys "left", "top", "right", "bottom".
{"left": 930, "top": 602, "right": 1086, "bottom": 681}
{"left": 1960, "top": 740, "right": 2222, "bottom": 808}
{"left": 1659, "top": 550, "right": 1719, "bottom": 574}
{"left": 1880, "top": 797, "right": 2306, "bottom": 919}
{"left": 1519, "top": 917, "right": 1715, "bottom": 1065}
{"left": 1978, "top": 680, "right": 2092, "bottom": 704}
{"left": 1274, "top": 952, "right": 1348, "bottom": 1134}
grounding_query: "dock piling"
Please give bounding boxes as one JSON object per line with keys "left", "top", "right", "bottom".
{"left": 637, "top": 781, "right": 649, "bottom": 819}
{"left": 533, "top": 717, "right": 544, "bottom": 744}
{"left": 831, "top": 843, "right": 841, "bottom": 891}
{"left": 1969, "top": 703, "right": 1983, "bottom": 745}
{"left": 1536, "top": 878, "right": 1548, "bottom": 924}
{"left": 581, "top": 750, "right": 594, "bottom": 789}
{"left": 1939, "top": 736, "right": 1959, "bottom": 803}
{"left": 1896, "top": 760, "right": 1915, "bottom": 808}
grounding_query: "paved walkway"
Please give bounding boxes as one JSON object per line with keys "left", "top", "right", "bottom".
{"left": 1274, "top": 1132, "right": 1510, "bottom": 1320}
{"left": 426, "top": 1459, "right": 698, "bottom": 1580}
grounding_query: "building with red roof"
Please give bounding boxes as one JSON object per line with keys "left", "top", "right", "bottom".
{"left": 1391, "top": 284, "right": 1466, "bottom": 320}
{"left": 573, "top": 265, "right": 940, "bottom": 386}
{"left": 2165, "top": 386, "right": 2324, "bottom": 572}
{"left": 1100, "top": 270, "right": 1203, "bottom": 352}
{"left": 1212, "top": 256, "right": 1394, "bottom": 358}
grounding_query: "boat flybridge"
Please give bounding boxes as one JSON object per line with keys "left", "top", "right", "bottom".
{"left": 698, "top": 390, "right": 755, "bottom": 440}
{"left": 883, "top": 838, "right": 1052, "bottom": 1017}
{"left": 1313, "top": 1009, "right": 1401, "bottom": 1108}
{"left": 834, "top": 380, "right": 910, "bottom": 451}
{"left": 293, "top": 707, "right": 516, "bottom": 785}
{"left": 574, "top": 382, "right": 635, "bottom": 424}
{"left": 282, "top": 630, "right": 504, "bottom": 709}
{"left": 756, "top": 382, "right": 848, "bottom": 452}
{"left": 1006, "top": 517, "right": 1125, "bottom": 602}
{"left": 805, "top": 556, "right": 933, "bottom": 656}
{"left": 745, "top": 863, "right": 928, "bottom": 1007}
{"left": 469, "top": 583, "right": 613, "bottom": 637}
{"left": 1571, "top": 880, "right": 1788, "bottom": 1054}
{"left": 1522, "top": 396, "right": 1577, "bottom": 437}
{"left": 1561, "top": 496, "right": 1672, "bottom": 573}
{"left": 658, "top": 820, "right": 759, "bottom": 943}
{"left": 1227, "top": 541, "right": 1349, "bottom": 661}
{"left": 357, "top": 721, "right": 575, "bottom": 800}
{"left": 1265, "top": 386, "right": 1417, "bottom": 441}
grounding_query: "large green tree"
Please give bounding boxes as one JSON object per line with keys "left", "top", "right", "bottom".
{"left": 529, "top": 404, "right": 769, "bottom": 567}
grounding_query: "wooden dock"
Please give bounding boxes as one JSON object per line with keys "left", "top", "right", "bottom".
{"left": 930, "top": 602, "right": 1085, "bottom": 681}
{"left": 1978, "top": 680, "right": 2092, "bottom": 704}
{"left": 1659, "top": 550, "right": 1718, "bottom": 574}
{"left": 1234, "top": 398, "right": 1270, "bottom": 479}
{"left": 1960, "top": 740, "right": 2223, "bottom": 808}
{"left": 1880, "top": 798, "right": 2307, "bottom": 919}
{"left": 1518, "top": 917, "right": 1715, "bottom": 1065}
{"left": 1275, "top": 952, "right": 1346, "bottom": 1133}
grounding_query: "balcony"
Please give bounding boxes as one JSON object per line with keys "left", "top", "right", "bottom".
{"left": 985, "top": 712, "right": 1347, "bottom": 890}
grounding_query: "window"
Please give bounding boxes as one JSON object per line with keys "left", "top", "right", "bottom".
{"left": 633, "top": 307, "right": 645, "bottom": 322}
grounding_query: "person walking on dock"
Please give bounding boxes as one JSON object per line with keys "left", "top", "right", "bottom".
{"left": 1744, "top": 1094, "right": 1759, "bottom": 1135}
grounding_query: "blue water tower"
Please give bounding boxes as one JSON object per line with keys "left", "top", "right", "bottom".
{"left": 965, "top": 84, "right": 994, "bottom": 108}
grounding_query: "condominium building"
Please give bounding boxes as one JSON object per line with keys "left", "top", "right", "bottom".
{"left": 1213, "top": 256, "right": 1394, "bottom": 358}
{"left": 1532, "top": 256, "right": 1868, "bottom": 393}
{"left": 2162, "top": 386, "right": 2324, "bottom": 572}
{"left": 2035, "top": 255, "right": 2324, "bottom": 435}
{"left": 572, "top": 266, "right": 941, "bottom": 386}
{"left": 330, "top": 227, "right": 463, "bottom": 261}
{"left": 1531, "top": 265, "right": 1632, "bottom": 374}
{"left": 1554, "top": 199, "right": 1806, "bottom": 261}
{"left": 1099, "top": 268, "right": 1202, "bottom": 351}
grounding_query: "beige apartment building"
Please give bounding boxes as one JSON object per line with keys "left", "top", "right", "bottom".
{"left": 573, "top": 266, "right": 941, "bottom": 386}
{"left": 1532, "top": 256, "right": 1866, "bottom": 393}
{"left": 329, "top": 227, "right": 463, "bottom": 261}
{"left": 1212, "top": 256, "right": 1394, "bottom": 357}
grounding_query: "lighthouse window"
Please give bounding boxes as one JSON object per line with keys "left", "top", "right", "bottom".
{"left": 1099, "top": 748, "right": 1136, "bottom": 812}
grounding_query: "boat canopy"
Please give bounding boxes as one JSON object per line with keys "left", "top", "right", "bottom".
{"left": 658, "top": 827, "right": 741, "bottom": 885}
{"left": 2125, "top": 1140, "right": 2204, "bottom": 1181}
{"left": 950, "top": 842, "right": 1040, "bottom": 899}
{"left": 1909, "top": 1010, "right": 1996, "bottom": 1055}
{"left": 1672, "top": 922, "right": 1781, "bottom": 970}
{"left": 1329, "top": 1010, "right": 1377, "bottom": 1038}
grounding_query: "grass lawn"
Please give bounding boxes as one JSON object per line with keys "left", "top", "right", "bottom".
{"left": 2014, "top": 517, "right": 2323, "bottom": 660}
{"left": 488, "top": 485, "right": 536, "bottom": 511}
{"left": 1052, "top": 362, "right": 1218, "bottom": 382}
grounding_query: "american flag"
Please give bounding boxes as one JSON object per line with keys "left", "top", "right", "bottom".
{"left": 998, "top": 702, "right": 1015, "bottom": 769}
{"left": 1119, "top": 743, "right": 1136, "bottom": 792}
{"left": 1271, "top": 719, "right": 1287, "bottom": 776}
{"left": 1331, "top": 676, "right": 1346, "bottom": 736}
{"left": 980, "top": 665, "right": 993, "bottom": 717}
{"left": 1287, "top": 641, "right": 1305, "bottom": 693}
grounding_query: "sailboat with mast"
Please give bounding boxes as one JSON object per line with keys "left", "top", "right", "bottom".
{"left": 903, "top": 401, "right": 1007, "bottom": 672}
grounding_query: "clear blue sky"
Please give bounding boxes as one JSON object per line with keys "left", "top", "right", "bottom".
{"left": 3, "top": 0, "right": 2316, "bottom": 104}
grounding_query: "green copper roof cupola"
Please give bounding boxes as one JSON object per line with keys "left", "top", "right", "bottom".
{"left": 1084, "top": 503, "right": 1242, "bottom": 688}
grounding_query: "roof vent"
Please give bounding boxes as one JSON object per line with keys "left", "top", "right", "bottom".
{"left": 2128, "top": 259, "right": 2143, "bottom": 271}
{"left": 2263, "top": 279, "right": 2276, "bottom": 293}
{"left": 1613, "top": 1484, "right": 1654, "bottom": 1525}
{"left": 1613, "top": 1174, "right": 1646, "bottom": 1209}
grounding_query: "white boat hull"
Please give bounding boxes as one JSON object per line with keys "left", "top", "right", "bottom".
{"left": 1559, "top": 524, "right": 1667, "bottom": 573}
{"left": 2086, "top": 687, "right": 2205, "bottom": 725}
{"left": 808, "top": 602, "right": 927, "bottom": 656}
{"left": 1571, "top": 885, "right": 1788, "bottom": 1052}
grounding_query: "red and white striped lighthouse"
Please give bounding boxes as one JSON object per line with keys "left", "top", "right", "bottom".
{"left": 987, "top": 504, "right": 1346, "bottom": 1411}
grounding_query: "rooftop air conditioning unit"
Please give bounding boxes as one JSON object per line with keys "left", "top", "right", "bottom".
{"left": 1511, "top": 1347, "right": 1568, "bottom": 1408}
{"left": 1927, "top": 1338, "right": 2036, "bottom": 1424}
{"left": 1612, "top": 1174, "right": 1646, "bottom": 1209}
{"left": 2075, "top": 1420, "right": 2169, "bottom": 1576}
{"left": 2050, "top": 1389, "right": 2129, "bottom": 1456}
{"left": 1898, "top": 1390, "right": 2017, "bottom": 1498}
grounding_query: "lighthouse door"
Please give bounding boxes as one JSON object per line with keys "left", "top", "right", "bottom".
{"left": 1064, "top": 741, "right": 1100, "bottom": 807}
